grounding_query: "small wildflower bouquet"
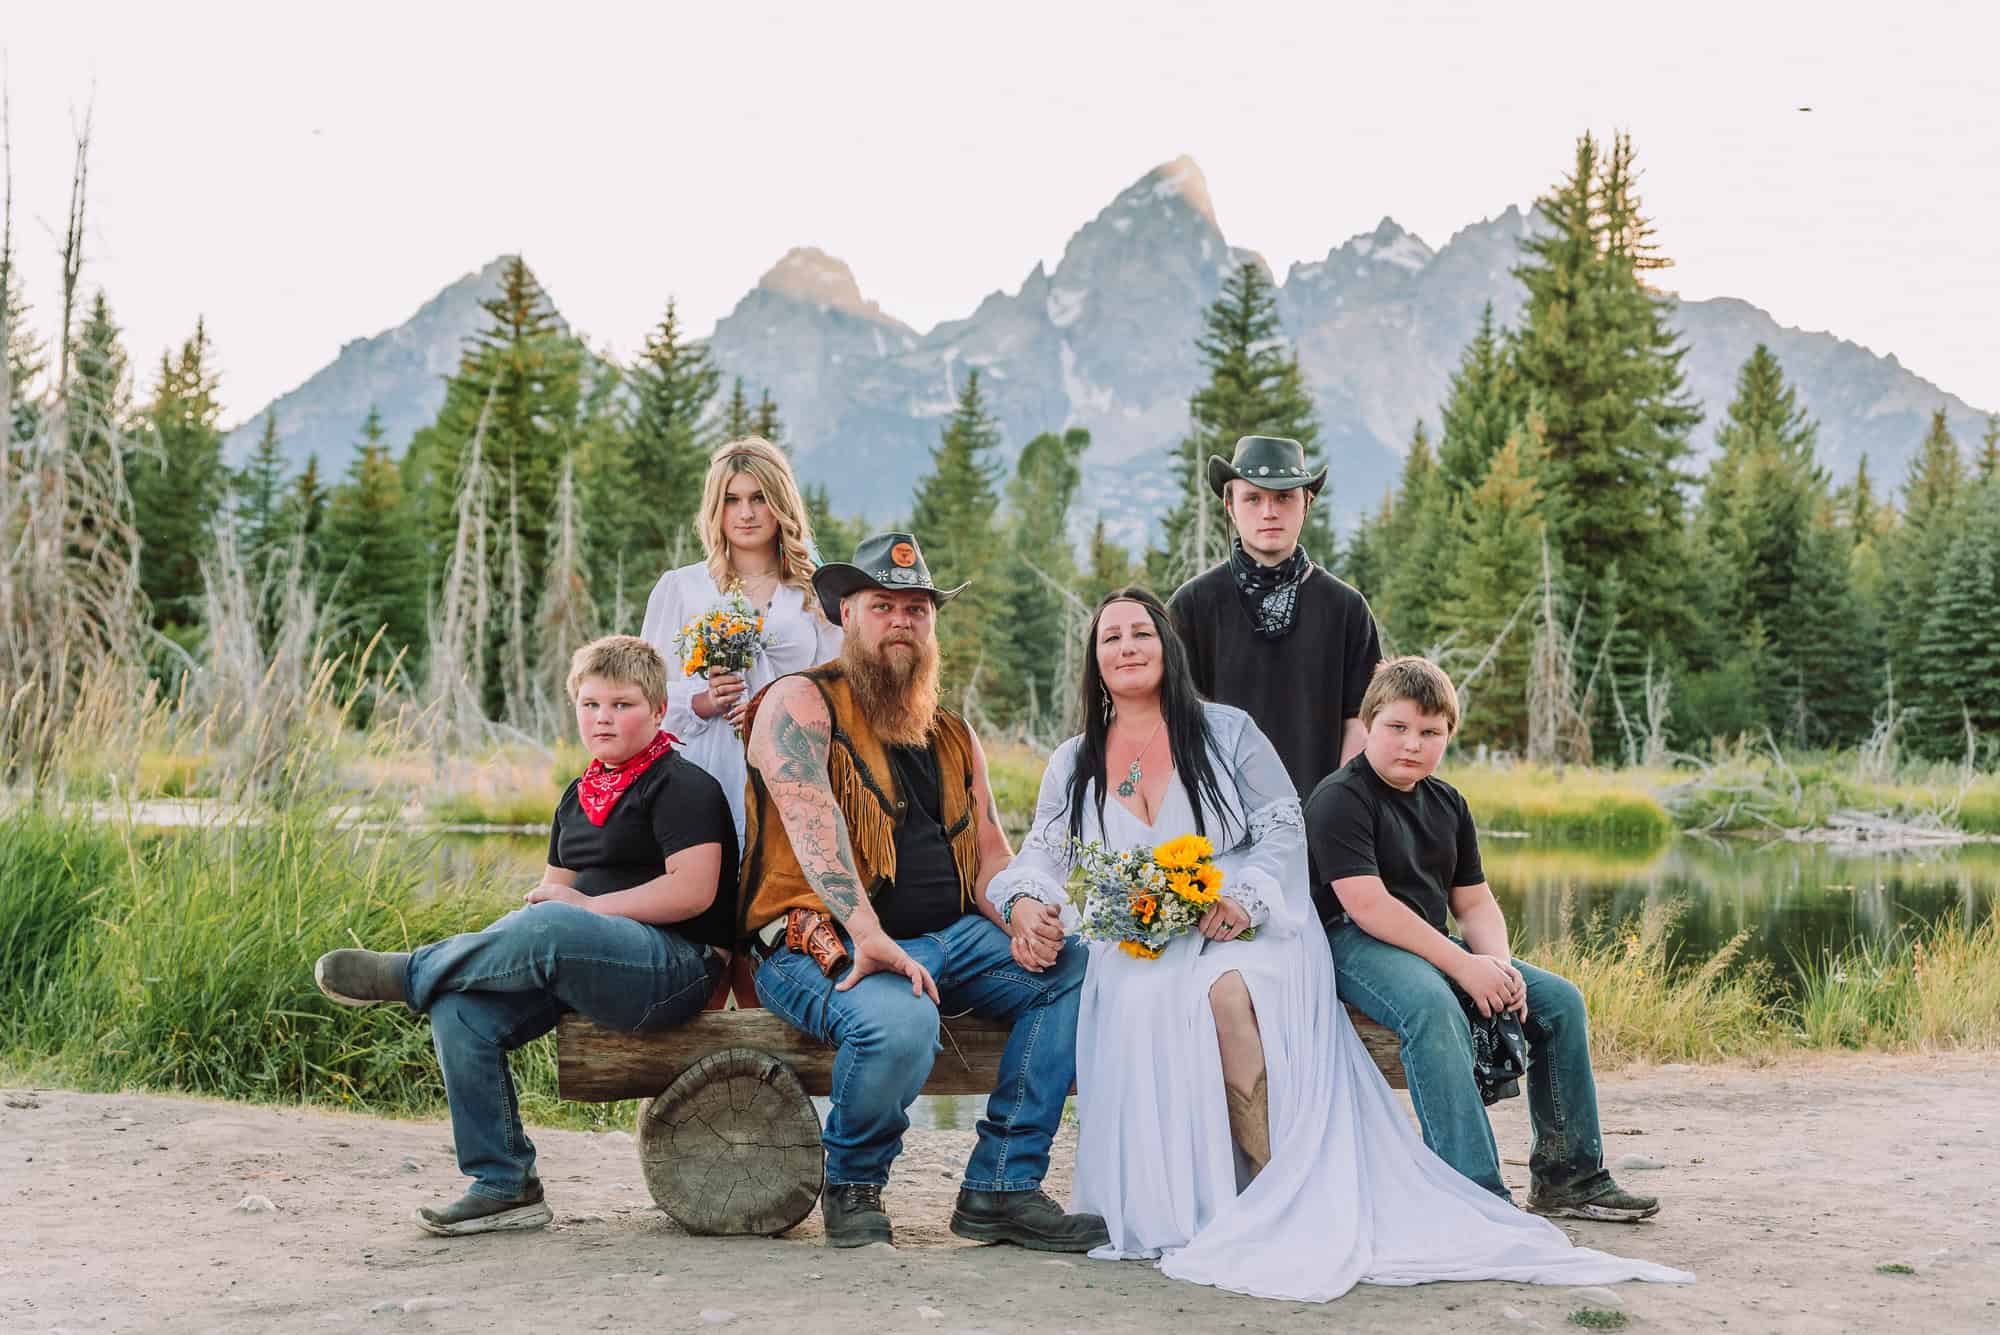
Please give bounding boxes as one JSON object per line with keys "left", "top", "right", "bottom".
{"left": 673, "top": 592, "right": 768, "bottom": 734}
{"left": 1064, "top": 833, "right": 1245, "bottom": 959}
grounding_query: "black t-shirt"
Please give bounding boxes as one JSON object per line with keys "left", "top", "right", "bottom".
{"left": 547, "top": 750, "right": 739, "bottom": 950}
{"left": 871, "top": 743, "right": 971, "bottom": 940}
{"left": 1169, "top": 563, "right": 1383, "bottom": 802}
{"left": 1303, "top": 752, "right": 1485, "bottom": 932}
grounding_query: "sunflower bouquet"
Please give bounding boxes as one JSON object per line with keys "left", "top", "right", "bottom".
{"left": 673, "top": 593, "right": 768, "bottom": 734}
{"left": 1064, "top": 833, "right": 1246, "bottom": 960}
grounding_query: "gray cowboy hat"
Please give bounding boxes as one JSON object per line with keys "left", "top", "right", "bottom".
{"left": 812, "top": 531, "right": 970, "bottom": 626}
{"left": 1207, "top": 434, "right": 1329, "bottom": 499}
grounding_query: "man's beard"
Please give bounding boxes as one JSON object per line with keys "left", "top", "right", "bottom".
{"left": 841, "top": 630, "right": 942, "bottom": 746}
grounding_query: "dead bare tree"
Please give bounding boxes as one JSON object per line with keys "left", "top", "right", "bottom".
{"left": 1525, "top": 534, "right": 1593, "bottom": 768}
{"left": 422, "top": 386, "right": 497, "bottom": 759}
{"left": 535, "top": 454, "right": 596, "bottom": 713}
{"left": 0, "top": 107, "right": 148, "bottom": 789}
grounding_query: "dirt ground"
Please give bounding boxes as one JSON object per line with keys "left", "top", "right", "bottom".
{"left": 4, "top": 1051, "right": 1995, "bottom": 1334}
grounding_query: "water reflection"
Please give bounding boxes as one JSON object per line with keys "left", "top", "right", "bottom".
{"left": 1487, "top": 837, "right": 2000, "bottom": 989}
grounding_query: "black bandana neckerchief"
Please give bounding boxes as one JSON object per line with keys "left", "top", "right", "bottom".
{"left": 1228, "top": 538, "right": 1312, "bottom": 640}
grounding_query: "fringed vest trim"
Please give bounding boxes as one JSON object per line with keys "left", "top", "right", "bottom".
{"left": 739, "top": 664, "right": 980, "bottom": 936}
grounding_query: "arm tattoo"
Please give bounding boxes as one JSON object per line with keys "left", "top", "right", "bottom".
{"left": 753, "top": 686, "right": 869, "bottom": 923}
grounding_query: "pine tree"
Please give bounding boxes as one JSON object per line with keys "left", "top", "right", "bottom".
{"left": 67, "top": 289, "right": 131, "bottom": 476}
{"left": 129, "top": 319, "right": 227, "bottom": 633}
{"left": 752, "top": 389, "right": 784, "bottom": 448}
{"left": 1158, "top": 260, "right": 1328, "bottom": 584}
{"left": 408, "top": 255, "right": 585, "bottom": 719}
{"left": 1437, "top": 303, "right": 1520, "bottom": 494}
{"left": 1376, "top": 421, "right": 1452, "bottom": 653}
{"left": 2, "top": 249, "right": 45, "bottom": 447}
{"left": 282, "top": 453, "right": 330, "bottom": 569}
{"left": 1441, "top": 433, "right": 1547, "bottom": 749}
{"left": 802, "top": 481, "right": 861, "bottom": 564}
{"left": 999, "top": 427, "right": 1091, "bottom": 726}
{"left": 1335, "top": 488, "right": 1396, "bottom": 608}
{"left": 1080, "top": 514, "right": 1140, "bottom": 608}
{"left": 324, "top": 407, "right": 426, "bottom": 679}
{"left": 1880, "top": 409, "right": 1966, "bottom": 689}
{"left": 233, "top": 412, "right": 289, "bottom": 575}
{"left": 721, "top": 376, "right": 753, "bottom": 439}
{"left": 909, "top": 369, "right": 1005, "bottom": 711}
{"left": 1978, "top": 414, "right": 1999, "bottom": 482}
{"left": 1913, "top": 480, "right": 2000, "bottom": 753}
{"left": 622, "top": 298, "right": 719, "bottom": 569}
{"left": 1510, "top": 132, "right": 1701, "bottom": 731}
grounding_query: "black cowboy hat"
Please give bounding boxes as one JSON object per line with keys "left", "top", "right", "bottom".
{"left": 1206, "top": 435, "right": 1329, "bottom": 499}
{"left": 812, "top": 531, "right": 970, "bottom": 625}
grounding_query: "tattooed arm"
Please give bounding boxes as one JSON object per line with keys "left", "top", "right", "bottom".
{"left": 747, "top": 677, "right": 939, "bottom": 1000}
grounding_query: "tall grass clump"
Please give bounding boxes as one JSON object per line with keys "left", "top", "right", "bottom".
{"left": 1794, "top": 915, "right": 2000, "bottom": 1051}
{"left": 1521, "top": 896, "right": 1780, "bottom": 1066}
{"left": 0, "top": 811, "right": 124, "bottom": 1049}
{"left": 1449, "top": 763, "right": 1675, "bottom": 845}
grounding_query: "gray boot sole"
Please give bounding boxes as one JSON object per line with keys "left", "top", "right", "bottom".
{"left": 1529, "top": 1199, "right": 1660, "bottom": 1223}
{"left": 413, "top": 1199, "right": 553, "bottom": 1237}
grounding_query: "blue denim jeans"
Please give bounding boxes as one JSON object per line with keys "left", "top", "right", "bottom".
{"left": 1328, "top": 922, "right": 1610, "bottom": 1202}
{"left": 404, "top": 901, "right": 720, "bottom": 1201}
{"left": 754, "top": 913, "right": 1085, "bottom": 1192}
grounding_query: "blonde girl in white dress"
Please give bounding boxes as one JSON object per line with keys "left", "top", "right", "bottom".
{"left": 985, "top": 588, "right": 1692, "bottom": 1303}
{"left": 639, "top": 437, "right": 842, "bottom": 846}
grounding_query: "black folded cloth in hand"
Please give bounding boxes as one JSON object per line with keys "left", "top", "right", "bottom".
{"left": 1450, "top": 985, "right": 1531, "bottom": 1106}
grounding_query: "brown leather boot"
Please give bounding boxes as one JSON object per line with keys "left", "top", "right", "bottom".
{"left": 1225, "top": 1070, "right": 1270, "bottom": 1177}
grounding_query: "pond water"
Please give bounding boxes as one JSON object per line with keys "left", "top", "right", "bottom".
{"left": 438, "top": 832, "right": 2000, "bottom": 993}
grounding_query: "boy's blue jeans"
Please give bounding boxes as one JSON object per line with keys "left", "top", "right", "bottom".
{"left": 405, "top": 901, "right": 720, "bottom": 1200}
{"left": 1328, "top": 922, "right": 1611, "bottom": 1203}
{"left": 754, "top": 912, "right": 1085, "bottom": 1192}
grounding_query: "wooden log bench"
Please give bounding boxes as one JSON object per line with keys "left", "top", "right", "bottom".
{"left": 555, "top": 959, "right": 1405, "bottom": 1238}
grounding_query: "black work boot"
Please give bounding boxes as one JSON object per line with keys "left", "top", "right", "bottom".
{"left": 822, "top": 1182, "right": 893, "bottom": 1248}
{"left": 950, "top": 1187, "right": 1111, "bottom": 1252}
{"left": 1528, "top": 1179, "right": 1660, "bottom": 1223}
{"left": 414, "top": 1181, "right": 552, "bottom": 1237}
{"left": 313, "top": 948, "right": 411, "bottom": 1006}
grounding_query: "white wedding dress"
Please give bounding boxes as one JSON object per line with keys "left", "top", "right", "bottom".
{"left": 986, "top": 702, "right": 1692, "bottom": 1303}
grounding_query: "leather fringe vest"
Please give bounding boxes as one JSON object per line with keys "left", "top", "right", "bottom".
{"left": 739, "top": 664, "right": 981, "bottom": 935}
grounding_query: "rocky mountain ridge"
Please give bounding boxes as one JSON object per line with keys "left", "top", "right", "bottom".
{"left": 225, "top": 158, "right": 1991, "bottom": 539}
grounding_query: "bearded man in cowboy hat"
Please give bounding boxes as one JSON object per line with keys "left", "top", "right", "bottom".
{"left": 738, "top": 531, "right": 1108, "bottom": 1252}
{"left": 1168, "top": 435, "right": 1383, "bottom": 819}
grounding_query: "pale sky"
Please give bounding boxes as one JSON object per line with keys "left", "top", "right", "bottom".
{"left": 6, "top": 0, "right": 1996, "bottom": 429}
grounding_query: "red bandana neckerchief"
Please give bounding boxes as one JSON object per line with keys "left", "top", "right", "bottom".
{"left": 577, "top": 730, "right": 680, "bottom": 826}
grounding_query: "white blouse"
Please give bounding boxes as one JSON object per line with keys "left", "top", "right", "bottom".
{"left": 637, "top": 561, "right": 844, "bottom": 848}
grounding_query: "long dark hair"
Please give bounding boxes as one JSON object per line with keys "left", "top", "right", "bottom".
{"left": 1059, "top": 587, "right": 1235, "bottom": 847}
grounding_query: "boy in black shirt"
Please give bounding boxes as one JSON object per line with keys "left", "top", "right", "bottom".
{"left": 1304, "top": 657, "right": 1660, "bottom": 1223}
{"left": 315, "top": 636, "right": 735, "bottom": 1236}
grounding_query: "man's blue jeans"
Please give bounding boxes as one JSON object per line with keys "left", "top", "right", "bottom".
{"left": 754, "top": 913, "right": 1085, "bottom": 1192}
{"left": 404, "top": 902, "right": 720, "bottom": 1201}
{"left": 1328, "top": 922, "right": 1610, "bottom": 1203}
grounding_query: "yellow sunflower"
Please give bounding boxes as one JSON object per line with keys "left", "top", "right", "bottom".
{"left": 1153, "top": 833, "right": 1214, "bottom": 870}
{"left": 1119, "top": 940, "right": 1162, "bottom": 960}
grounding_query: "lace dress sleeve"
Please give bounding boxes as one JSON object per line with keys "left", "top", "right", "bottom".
{"left": 983, "top": 740, "right": 1083, "bottom": 932}
{"left": 1209, "top": 710, "right": 1310, "bottom": 937}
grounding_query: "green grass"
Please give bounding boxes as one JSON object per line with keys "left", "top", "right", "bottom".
{"left": 1521, "top": 898, "right": 1779, "bottom": 1067}
{"left": 1568, "top": 1311, "right": 1628, "bottom": 1330}
{"left": 1793, "top": 914, "right": 2000, "bottom": 1050}
{"left": 1445, "top": 764, "right": 1675, "bottom": 845}
{"left": 0, "top": 807, "right": 628, "bottom": 1130}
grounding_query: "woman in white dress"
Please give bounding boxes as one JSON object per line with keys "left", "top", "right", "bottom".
{"left": 985, "top": 589, "right": 1691, "bottom": 1303}
{"left": 638, "top": 436, "right": 842, "bottom": 846}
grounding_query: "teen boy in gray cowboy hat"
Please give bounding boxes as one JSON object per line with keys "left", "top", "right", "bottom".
{"left": 1168, "top": 435, "right": 1383, "bottom": 807}
{"left": 738, "top": 531, "right": 1107, "bottom": 1252}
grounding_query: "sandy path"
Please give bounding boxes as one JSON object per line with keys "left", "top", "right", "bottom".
{"left": 4, "top": 1052, "right": 1995, "bottom": 1334}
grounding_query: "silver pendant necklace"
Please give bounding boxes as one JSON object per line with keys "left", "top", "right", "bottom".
{"left": 1116, "top": 717, "right": 1167, "bottom": 799}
